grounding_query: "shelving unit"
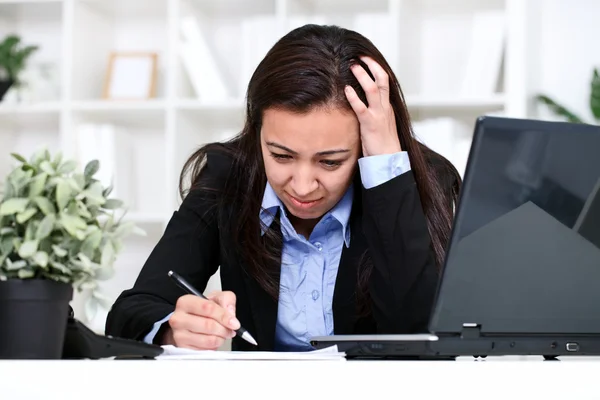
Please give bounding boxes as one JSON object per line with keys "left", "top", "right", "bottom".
{"left": 0, "top": 0, "right": 539, "bottom": 332}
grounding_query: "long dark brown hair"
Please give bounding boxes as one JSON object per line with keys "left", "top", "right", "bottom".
{"left": 179, "top": 24, "right": 461, "bottom": 306}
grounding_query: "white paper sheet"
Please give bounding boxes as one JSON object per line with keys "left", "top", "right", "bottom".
{"left": 156, "top": 345, "right": 346, "bottom": 361}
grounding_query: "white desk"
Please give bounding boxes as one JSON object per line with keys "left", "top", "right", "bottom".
{"left": 1, "top": 357, "right": 600, "bottom": 400}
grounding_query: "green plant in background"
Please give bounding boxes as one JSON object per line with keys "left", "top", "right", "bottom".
{"left": 535, "top": 67, "right": 600, "bottom": 124}
{"left": 0, "top": 34, "right": 39, "bottom": 85}
{"left": 0, "top": 149, "right": 144, "bottom": 316}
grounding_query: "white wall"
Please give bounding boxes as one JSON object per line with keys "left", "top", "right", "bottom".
{"left": 535, "top": 0, "right": 600, "bottom": 123}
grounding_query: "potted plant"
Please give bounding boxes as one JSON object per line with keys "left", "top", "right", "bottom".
{"left": 0, "top": 34, "right": 39, "bottom": 101}
{"left": 0, "top": 149, "right": 142, "bottom": 359}
{"left": 536, "top": 67, "right": 600, "bottom": 124}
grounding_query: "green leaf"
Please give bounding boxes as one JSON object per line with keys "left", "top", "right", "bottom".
{"left": 535, "top": 94, "right": 585, "bottom": 124}
{"left": 17, "top": 268, "right": 35, "bottom": 279}
{"left": 45, "top": 273, "right": 70, "bottom": 283}
{"left": 2, "top": 179, "right": 16, "bottom": 200}
{"left": 84, "top": 160, "right": 99, "bottom": 180}
{"left": 113, "top": 221, "right": 135, "bottom": 239}
{"left": 24, "top": 221, "right": 36, "bottom": 241}
{"left": 18, "top": 239, "right": 38, "bottom": 258}
{"left": 0, "top": 227, "right": 15, "bottom": 236}
{"left": 35, "top": 214, "right": 55, "bottom": 240}
{"left": 1, "top": 237, "right": 14, "bottom": 256}
{"left": 103, "top": 199, "right": 123, "bottom": 210}
{"left": 32, "top": 251, "right": 48, "bottom": 268}
{"left": 590, "top": 68, "right": 600, "bottom": 121}
{"left": 51, "top": 244, "right": 67, "bottom": 258}
{"left": 67, "top": 177, "right": 82, "bottom": 192}
{"left": 80, "top": 230, "right": 102, "bottom": 258}
{"left": 0, "top": 198, "right": 29, "bottom": 215}
{"left": 77, "top": 253, "right": 93, "bottom": 269}
{"left": 52, "top": 151, "right": 63, "bottom": 168}
{"left": 102, "top": 183, "right": 113, "bottom": 198}
{"left": 10, "top": 153, "right": 27, "bottom": 163}
{"left": 11, "top": 237, "right": 22, "bottom": 251}
{"left": 56, "top": 179, "right": 71, "bottom": 211}
{"left": 39, "top": 160, "right": 55, "bottom": 175}
{"left": 49, "top": 260, "right": 72, "bottom": 275}
{"left": 133, "top": 226, "right": 147, "bottom": 236}
{"left": 16, "top": 207, "right": 37, "bottom": 224}
{"left": 59, "top": 213, "right": 87, "bottom": 237}
{"left": 94, "top": 264, "right": 114, "bottom": 280}
{"left": 73, "top": 173, "right": 85, "bottom": 190}
{"left": 76, "top": 200, "right": 92, "bottom": 219}
{"left": 29, "top": 148, "right": 46, "bottom": 167}
{"left": 57, "top": 160, "right": 77, "bottom": 175}
{"left": 67, "top": 201, "right": 78, "bottom": 216}
{"left": 82, "top": 181, "right": 106, "bottom": 205}
{"left": 101, "top": 241, "right": 115, "bottom": 268}
{"left": 28, "top": 172, "right": 48, "bottom": 198}
{"left": 33, "top": 196, "right": 56, "bottom": 215}
{"left": 5, "top": 259, "right": 27, "bottom": 270}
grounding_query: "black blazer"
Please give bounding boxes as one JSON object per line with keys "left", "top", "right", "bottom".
{"left": 105, "top": 148, "right": 458, "bottom": 351}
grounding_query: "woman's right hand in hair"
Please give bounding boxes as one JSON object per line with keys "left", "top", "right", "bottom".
{"left": 160, "top": 291, "right": 241, "bottom": 350}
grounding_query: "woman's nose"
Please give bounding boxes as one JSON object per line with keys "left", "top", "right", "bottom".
{"left": 290, "top": 168, "right": 318, "bottom": 198}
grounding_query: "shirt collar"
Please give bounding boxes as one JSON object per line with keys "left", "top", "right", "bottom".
{"left": 259, "top": 181, "right": 353, "bottom": 247}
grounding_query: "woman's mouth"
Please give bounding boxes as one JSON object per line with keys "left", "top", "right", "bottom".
{"left": 287, "top": 194, "right": 323, "bottom": 209}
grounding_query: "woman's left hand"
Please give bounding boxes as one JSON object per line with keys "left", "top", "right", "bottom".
{"left": 344, "top": 56, "right": 402, "bottom": 157}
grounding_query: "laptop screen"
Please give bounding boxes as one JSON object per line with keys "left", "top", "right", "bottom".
{"left": 430, "top": 116, "right": 600, "bottom": 335}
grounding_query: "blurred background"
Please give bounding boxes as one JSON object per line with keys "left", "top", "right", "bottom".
{"left": 0, "top": 0, "right": 598, "bottom": 334}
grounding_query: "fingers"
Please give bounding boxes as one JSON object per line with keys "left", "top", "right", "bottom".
{"left": 349, "top": 62, "right": 380, "bottom": 110}
{"left": 171, "top": 329, "right": 227, "bottom": 351}
{"left": 170, "top": 309, "right": 235, "bottom": 339}
{"left": 209, "top": 290, "right": 237, "bottom": 317}
{"left": 359, "top": 56, "right": 390, "bottom": 107}
{"left": 176, "top": 294, "right": 240, "bottom": 331}
{"left": 347, "top": 56, "right": 390, "bottom": 109}
{"left": 345, "top": 85, "right": 368, "bottom": 117}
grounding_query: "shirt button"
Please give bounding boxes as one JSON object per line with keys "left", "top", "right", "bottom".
{"left": 312, "top": 290, "right": 319, "bottom": 300}
{"left": 314, "top": 242, "right": 322, "bottom": 251}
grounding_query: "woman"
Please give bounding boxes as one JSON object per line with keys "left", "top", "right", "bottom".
{"left": 105, "top": 24, "right": 461, "bottom": 352}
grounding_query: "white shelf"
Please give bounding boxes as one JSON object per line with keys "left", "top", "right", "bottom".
{"left": 75, "top": 0, "right": 168, "bottom": 18}
{"left": 72, "top": 100, "right": 166, "bottom": 128}
{"left": 288, "top": 0, "right": 389, "bottom": 14}
{"left": 0, "top": 102, "right": 61, "bottom": 128}
{"left": 176, "top": 98, "right": 244, "bottom": 111}
{"left": 72, "top": 100, "right": 166, "bottom": 112}
{"left": 0, "top": 102, "right": 61, "bottom": 113}
{"left": 0, "top": 0, "right": 62, "bottom": 8}
{"left": 185, "top": 0, "right": 277, "bottom": 16}
{"left": 405, "top": 94, "right": 505, "bottom": 110}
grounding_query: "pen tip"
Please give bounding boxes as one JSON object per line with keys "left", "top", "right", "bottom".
{"left": 167, "top": 270, "right": 173, "bottom": 277}
{"left": 242, "top": 332, "right": 258, "bottom": 346}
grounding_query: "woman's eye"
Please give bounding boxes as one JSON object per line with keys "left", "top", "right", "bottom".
{"left": 271, "top": 153, "right": 292, "bottom": 160}
{"left": 321, "top": 160, "right": 342, "bottom": 167}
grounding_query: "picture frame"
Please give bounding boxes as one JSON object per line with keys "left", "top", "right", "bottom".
{"left": 103, "top": 52, "right": 158, "bottom": 100}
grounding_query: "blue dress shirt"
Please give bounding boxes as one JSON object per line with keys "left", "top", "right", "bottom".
{"left": 143, "top": 152, "right": 412, "bottom": 348}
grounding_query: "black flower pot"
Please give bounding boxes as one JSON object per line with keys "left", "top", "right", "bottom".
{"left": 0, "top": 279, "right": 73, "bottom": 359}
{"left": 0, "top": 79, "right": 13, "bottom": 101}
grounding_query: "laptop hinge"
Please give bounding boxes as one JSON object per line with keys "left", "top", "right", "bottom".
{"left": 461, "top": 323, "right": 481, "bottom": 339}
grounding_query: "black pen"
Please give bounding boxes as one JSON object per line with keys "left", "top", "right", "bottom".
{"left": 167, "top": 270, "right": 258, "bottom": 346}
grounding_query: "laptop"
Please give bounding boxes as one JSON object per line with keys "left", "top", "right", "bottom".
{"left": 311, "top": 116, "right": 600, "bottom": 360}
